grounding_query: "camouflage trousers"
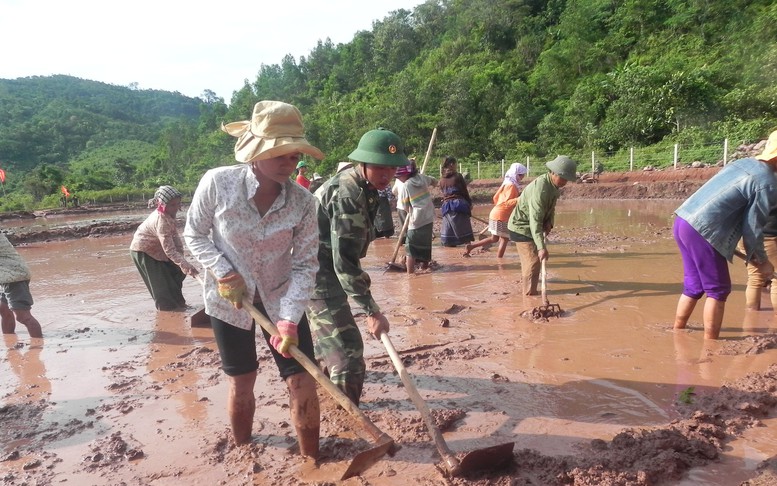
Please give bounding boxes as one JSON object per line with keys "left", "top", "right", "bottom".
{"left": 307, "top": 294, "right": 365, "bottom": 405}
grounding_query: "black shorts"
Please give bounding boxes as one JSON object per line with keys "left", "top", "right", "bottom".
{"left": 0, "top": 280, "right": 34, "bottom": 311}
{"left": 210, "top": 301, "right": 316, "bottom": 379}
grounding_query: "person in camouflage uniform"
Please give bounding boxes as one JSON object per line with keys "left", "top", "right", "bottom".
{"left": 309, "top": 128, "right": 408, "bottom": 405}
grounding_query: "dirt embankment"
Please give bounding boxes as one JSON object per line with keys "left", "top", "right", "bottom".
{"left": 2, "top": 204, "right": 149, "bottom": 245}
{"left": 2, "top": 167, "right": 719, "bottom": 245}
{"left": 465, "top": 166, "right": 720, "bottom": 203}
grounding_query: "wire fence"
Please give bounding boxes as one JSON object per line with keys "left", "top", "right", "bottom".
{"left": 459, "top": 139, "right": 752, "bottom": 180}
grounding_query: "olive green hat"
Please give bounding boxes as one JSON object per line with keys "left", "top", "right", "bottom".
{"left": 348, "top": 128, "right": 408, "bottom": 167}
{"left": 546, "top": 155, "right": 578, "bottom": 182}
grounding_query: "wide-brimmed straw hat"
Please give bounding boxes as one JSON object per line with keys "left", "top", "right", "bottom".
{"left": 222, "top": 101, "right": 324, "bottom": 163}
{"left": 756, "top": 130, "right": 777, "bottom": 162}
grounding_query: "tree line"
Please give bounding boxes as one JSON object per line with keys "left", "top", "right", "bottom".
{"left": 1, "top": 0, "right": 776, "bottom": 211}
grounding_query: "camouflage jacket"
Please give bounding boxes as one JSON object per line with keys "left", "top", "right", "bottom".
{"left": 313, "top": 166, "right": 381, "bottom": 314}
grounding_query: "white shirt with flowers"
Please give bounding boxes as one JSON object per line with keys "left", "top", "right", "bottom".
{"left": 184, "top": 164, "right": 318, "bottom": 330}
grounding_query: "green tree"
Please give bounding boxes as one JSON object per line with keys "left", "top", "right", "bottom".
{"left": 22, "top": 164, "right": 64, "bottom": 200}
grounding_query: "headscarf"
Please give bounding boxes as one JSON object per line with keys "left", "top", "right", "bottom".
{"left": 395, "top": 160, "right": 417, "bottom": 178}
{"left": 153, "top": 185, "right": 182, "bottom": 213}
{"left": 441, "top": 156, "right": 457, "bottom": 178}
{"left": 503, "top": 163, "right": 527, "bottom": 189}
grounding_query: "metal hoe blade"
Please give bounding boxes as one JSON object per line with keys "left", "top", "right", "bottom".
{"left": 340, "top": 437, "right": 395, "bottom": 480}
{"left": 458, "top": 442, "right": 515, "bottom": 472}
{"left": 531, "top": 301, "right": 563, "bottom": 319}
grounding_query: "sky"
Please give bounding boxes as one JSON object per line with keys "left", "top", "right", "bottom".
{"left": 0, "top": 0, "right": 422, "bottom": 102}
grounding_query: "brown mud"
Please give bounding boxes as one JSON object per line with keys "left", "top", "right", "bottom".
{"left": 2, "top": 167, "right": 718, "bottom": 245}
{"left": 5, "top": 165, "right": 777, "bottom": 485}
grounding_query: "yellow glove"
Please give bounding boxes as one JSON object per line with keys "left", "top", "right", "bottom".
{"left": 270, "top": 320, "right": 299, "bottom": 358}
{"left": 217, "top": 272, "right": 246, "bottom": 309}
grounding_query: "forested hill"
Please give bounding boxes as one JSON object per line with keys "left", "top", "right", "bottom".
{"left": 1, "top": 0, "right": 776, "bottom": 212}
{"left": 0, "top": 75, "right": 202, "bottom": 171}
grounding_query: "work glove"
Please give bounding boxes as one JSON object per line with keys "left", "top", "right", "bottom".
{"left": 270, "top": 320, "right": 299, "bottom": 358}
{"left": 217, "top": 272, "right": 246, "bottom": 309}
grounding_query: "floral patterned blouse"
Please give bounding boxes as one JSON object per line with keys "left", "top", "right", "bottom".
{"left": 184, "top": 164, "right": 318, "bottom": 330}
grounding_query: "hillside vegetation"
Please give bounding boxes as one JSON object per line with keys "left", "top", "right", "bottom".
{"left": 1, "top": 0, "right": 776, "bottom": 211}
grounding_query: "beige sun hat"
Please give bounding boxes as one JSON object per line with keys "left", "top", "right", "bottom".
{"left": 337, "top": 162, "right": 354, "bottom": 173}
{"left": 756, "top": 130, "right": 777, "bottom": 163}
{"left": 221, "top": 100, "right": 324, "bottom": 163}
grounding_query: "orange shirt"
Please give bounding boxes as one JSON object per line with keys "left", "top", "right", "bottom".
{"left": 296, "top": 174, "right": 311, "bottom": 189}
{"left": 488, "top": 183, "right": 520, "bottom": 222}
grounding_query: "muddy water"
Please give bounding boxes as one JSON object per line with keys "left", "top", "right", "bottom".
{"left": 2, "top": 200, "right": 777, "bottom": 485}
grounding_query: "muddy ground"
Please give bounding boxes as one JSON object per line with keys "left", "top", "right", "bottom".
{"left": 2, "top": 166, "right": 719, "bottom": 245}
{"left": 6, "top": 164, "right": 777, "bottom": 485}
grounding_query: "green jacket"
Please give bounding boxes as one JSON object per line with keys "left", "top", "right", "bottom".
{"left": 507, "top": 172, "right": 560, "bottom": 251}
{"left": 313, "top": 166, "right": 381, "bottom": 314}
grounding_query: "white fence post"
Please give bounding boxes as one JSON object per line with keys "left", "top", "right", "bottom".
{"left": 673, "top": 144, "right": 679, "bottom": 169}
{"left": 501, "top": 158, "right": 505, "bottom": 177}
{"left": 477, "top": 160, "right": 481, "bottom": 179}
{"left": 526, "top": 156, "right": 530, "bottom": 175}
{"left": 723, "top": 138, "right": 729, "bottom": 165}
{"left": 630, "top": 147, "right": 634, "bottom": 171}
{"left": 591, "top": 151, "right": 595, "bottom": 174}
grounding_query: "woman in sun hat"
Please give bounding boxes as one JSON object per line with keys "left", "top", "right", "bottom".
{"left": 130, "top": 185, "right": 199, "bottom": 311}
{"left": 673, "top": 130, "right": 777, "bottom": 339}
{"left": 508, "top": 156, "right": 577, "bottom": 295}
{"left": 184, "top": 101, "right": 323, "bottom": 457}
{"left": 308, "top": 127, "right": 407, "bottom": 406}
{"left": 464, "top": 162, "right": 527, "bottom": 258}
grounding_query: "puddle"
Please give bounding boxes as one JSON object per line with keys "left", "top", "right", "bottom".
{"left": 2, "top": 199, "right": 777, "bottom": 485}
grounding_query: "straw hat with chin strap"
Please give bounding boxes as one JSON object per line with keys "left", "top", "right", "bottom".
{"left": 222, "top": 100, "right": 324, "bottom": 163}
